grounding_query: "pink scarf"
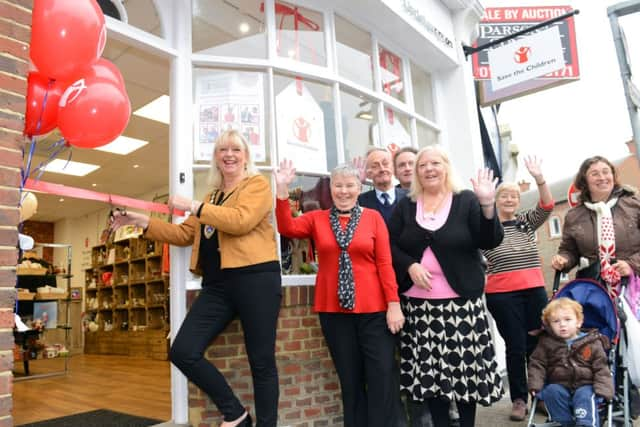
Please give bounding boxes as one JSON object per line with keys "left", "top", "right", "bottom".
{"left": 584, "top": 198, "right": 621, "bottom": 296}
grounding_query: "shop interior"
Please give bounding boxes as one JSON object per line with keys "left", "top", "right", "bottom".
{"left": 14, "top": 2, "right": 172, "bottom": 424}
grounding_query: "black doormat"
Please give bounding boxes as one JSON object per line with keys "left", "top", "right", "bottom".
{"left": 16, "top": 409, "right": 163, "bottom": 427}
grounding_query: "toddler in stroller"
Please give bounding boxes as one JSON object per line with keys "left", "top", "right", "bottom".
{"left": 527, "top": 297, "right": 614, "bottom": 427}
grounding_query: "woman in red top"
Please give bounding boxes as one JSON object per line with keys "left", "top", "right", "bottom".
{"left": 275, "top": 160, "right": 404, "bottom": 427}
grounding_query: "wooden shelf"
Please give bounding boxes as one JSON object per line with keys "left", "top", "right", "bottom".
{"left": 84, "top": 236, "right": 169, "bottom": 360}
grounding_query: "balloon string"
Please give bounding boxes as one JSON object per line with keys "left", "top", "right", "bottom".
{"left": 21, "top": 135, "right": 38, "bottom": 190}
{"left": 32, "top": 138, "right": 70, "bottom": 182}
{"left": 33, "top": 79, "right": 54, "bottom": 137}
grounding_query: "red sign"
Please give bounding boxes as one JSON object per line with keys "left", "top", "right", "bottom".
{"left": 567, "top": 183, "right": 581, "bottom": 208}
{"left": 473, "top": 6, "right": 580, "bottom": 106}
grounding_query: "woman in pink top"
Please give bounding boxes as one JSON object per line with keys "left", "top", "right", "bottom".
{"left": 388, "top": 146, "right": 505, "bottom": 427}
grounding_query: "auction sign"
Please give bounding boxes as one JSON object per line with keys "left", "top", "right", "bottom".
{"left": 473, "top": 6, "right": 580, "bottom": 105}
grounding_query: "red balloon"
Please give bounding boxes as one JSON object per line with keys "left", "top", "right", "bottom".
{"left": 85, "top": 58, "right": 126, "bottom": 89}
{"left": 30, "top": 0, "right": 106, "bottom": 81}
{"left": 57, "top": 77, "right": 131, "bottom": 149}
{"left": 24, "top": 72, "right": 68, "bottom": 137}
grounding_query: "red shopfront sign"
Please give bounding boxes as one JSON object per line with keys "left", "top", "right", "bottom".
{"left": 473, "top": 6, "right": 580, "bottom": 105}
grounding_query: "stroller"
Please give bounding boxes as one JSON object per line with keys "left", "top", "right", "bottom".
{"left": 527, "top": 272, "right": 635, "bottom": 427}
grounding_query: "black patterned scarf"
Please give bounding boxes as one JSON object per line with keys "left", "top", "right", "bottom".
{"left": 330, "top": 204, "right": 362, "bottom": 310}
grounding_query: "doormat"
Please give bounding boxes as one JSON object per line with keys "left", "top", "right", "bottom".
{"left": 16, "top": 409, "right": 163, "bottom": 427}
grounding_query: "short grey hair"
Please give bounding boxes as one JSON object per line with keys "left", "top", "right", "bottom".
{"left": 330, "top": 163, "right": 362, "bottom": 185}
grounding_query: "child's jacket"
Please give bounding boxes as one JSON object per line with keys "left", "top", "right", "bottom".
{"left": 528, "top": 328, "right": 614, "bottom": 401}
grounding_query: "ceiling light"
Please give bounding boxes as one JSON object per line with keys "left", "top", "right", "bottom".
{"left": 94, "top": 135, "right": 149, "bottom": 155}
{"left": 133, "top": 95, "right": 170, "bottom": 124}
{"left": 133, "top": 164, "right": 140, "bottom": 169}
{"left": 41, "top": 159, "right": 100, "bottom": 176}
{"left": 92, "top": 183, "right": 97, "bottom": 187}
{"left": 59, "top": 198, "right": 64, "bottom": 202}
{"left": 239, "top": 22, "right": 250, "bottom": 33}
{"left": 356, "top": 110, "right": 373, "bottom": 120}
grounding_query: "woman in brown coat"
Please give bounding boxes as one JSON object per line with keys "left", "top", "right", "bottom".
{"left": 552, "top": 155, "right": 640, "bottom": 296}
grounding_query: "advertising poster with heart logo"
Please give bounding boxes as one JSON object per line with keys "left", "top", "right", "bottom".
{"left": 381, "top": 108, "right": 411, "bottom": 155}
{"left": 194, "top": 71, "right": 265, "bottom": 162}
{"left": 275, "top": 81, "right": 327, "bottom": 173}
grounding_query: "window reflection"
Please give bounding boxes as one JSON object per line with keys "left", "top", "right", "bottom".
{"left": 341, "top": 90, "right": 379, "bottom": 162}
{"left": 411, "top": 62, "right": 434, "bottom": 120}
{"left": 275, "top": 1, "right": 326, "bottom": 66}
{"left": 192, "top": 0, "right": 266, "bottom": 58}
{"left": 416, "top": 120, "right": 438, "bottom": 148}
{"left": 379, "top": 46, "right": 404, "bottom": 102}
{"left": 335, "top": 15, "right": 373, "bottom": 90}
{"left": 280, "top": 174, "right": 331, "bottom": 275}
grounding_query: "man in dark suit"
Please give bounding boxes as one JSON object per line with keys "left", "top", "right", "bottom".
{"left": 357, "top": 148, "right": 408, "bottom": 224}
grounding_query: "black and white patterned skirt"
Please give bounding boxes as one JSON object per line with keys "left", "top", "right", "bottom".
{"left": 399, "top": 296, "right": 504, "bottom": 405}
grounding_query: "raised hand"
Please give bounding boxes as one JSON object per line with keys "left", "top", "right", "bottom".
{"left": 275, "top": 159, "right": 296, "bottom": 199}
{"left": 524, "top": 155, "right": 543, "bottom": 181}
{"left": 275, "top": 159, "right": 296, "bottom": 186}
{"left": 470, "top": 167, "right": 498, "bottom": 205}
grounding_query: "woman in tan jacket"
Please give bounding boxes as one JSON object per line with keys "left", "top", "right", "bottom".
{"left": 111, "top": 130, "right": 281, "bottom": 427}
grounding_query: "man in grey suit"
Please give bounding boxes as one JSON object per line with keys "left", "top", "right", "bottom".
{"left": 357, "top": 148, "right": 408, "bottom": 224}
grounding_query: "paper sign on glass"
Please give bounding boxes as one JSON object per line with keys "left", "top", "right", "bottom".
{"left": 194, "top": 71, "right": 266, "bottom": 162}
{"left": 275, "top": 81, "right": 327, "bottom": 174}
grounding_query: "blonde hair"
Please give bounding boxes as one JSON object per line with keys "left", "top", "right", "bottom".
{"left": 409, "top": 145, "right": 463, "bottom": 201}
{"left": 496, "top": 182, "right": 521, "bottom": 200}
{"left": 542, "top": 297, "right": 584, "bottom": 325}
{"left": 208, "top": 129, "right": 258, "bottom": 189}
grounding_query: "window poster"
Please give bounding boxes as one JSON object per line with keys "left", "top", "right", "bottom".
{"left": 194, "top": 71, "right": 265, "bottom": 162}
{"left": 275, "top": 81, "right": 327, "bottom": 174}
{"left": 382, "top": 109, "right": 411, "bottom": 155}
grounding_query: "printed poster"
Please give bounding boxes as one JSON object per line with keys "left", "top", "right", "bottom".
{"left": 275, "top": 81, "right": 327, "bottom": 173}
{"left": 381, "top": 108, "right": 411, "bottom": 155}
{"left": 194, "top": 71, "right": 265, "bottom": 162}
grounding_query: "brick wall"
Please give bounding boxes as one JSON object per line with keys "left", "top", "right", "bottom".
{"left": 1, "top": 0, "right": 31, "bottom": 425}
{"left": 187, "top": 285, "right": 343, "bottom": 426}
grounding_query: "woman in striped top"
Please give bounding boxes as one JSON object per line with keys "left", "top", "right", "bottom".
{"left": 482, "top": 155, "right": 554, "bottom": 422}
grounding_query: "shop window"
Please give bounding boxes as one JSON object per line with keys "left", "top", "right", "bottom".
{"left": 549, "top": 216, "right": 562, "bottom": 238}
{"left": 411, "top": 62, "right": 434, "bottom": 120}
{"left": 379, "top": 46, "right": 404, "bottom": 102}
{"left": 381, "top": 107, "right": 411, "bottom": 153}
{"left": 274, "top": 74, "right": 336, "bottom": 173}
{"left": 416, "top": 120, "right": 438, "bottom": 148}
{"left": 193, "top": 68, "right": 270, "bottom": 166}
{"left": 279, "top": 174, "right": 331, "bottom": 275}
{"left": 192, "top": 0, "right": 266, "bottom": 58}
{"left": 106, "top": 1, "right": 162, "bottom": 37}
{"left": 274, "top": 1, "right": 326, "bottom": 67}
{"left": 340, "top": 90, "right": 379, "bottom": 162}
{"left": 335, "top": 15, "right": 373, "bottom": 90}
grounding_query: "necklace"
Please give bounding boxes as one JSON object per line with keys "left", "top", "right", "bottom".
{"left": 422, "top": 193, "right": 446, "bottom": 221}
{"left": 203, "top": 190, "right": 235, "bottom": 239}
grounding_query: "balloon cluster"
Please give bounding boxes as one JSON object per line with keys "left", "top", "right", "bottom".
{"left": 24, "top": 0, "right": 131, "bottom": 148}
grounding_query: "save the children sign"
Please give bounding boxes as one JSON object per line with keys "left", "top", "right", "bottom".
{"left": 473, "top": 6, "right": 580, "bottom": 105}
{"left": 488, "top": 25, "right": 565, "bottom": 90}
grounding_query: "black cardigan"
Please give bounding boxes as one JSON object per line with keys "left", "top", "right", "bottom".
{"left": 388, "top": 190, "right": 504, "bottom": 299}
